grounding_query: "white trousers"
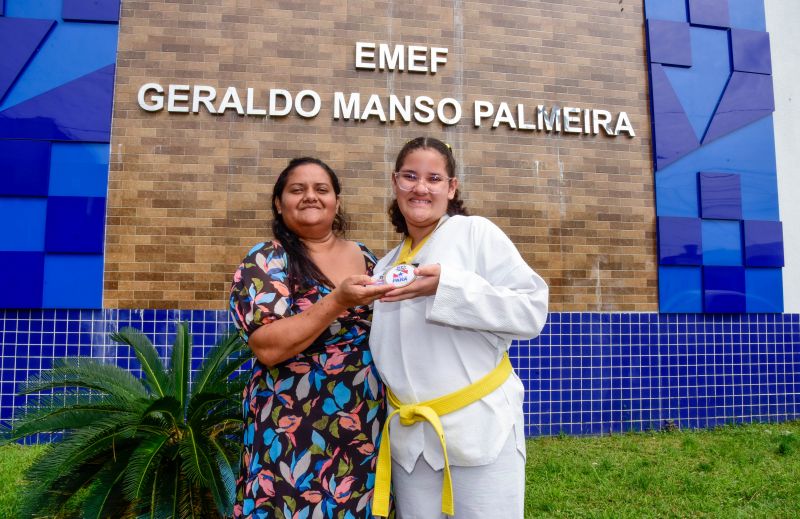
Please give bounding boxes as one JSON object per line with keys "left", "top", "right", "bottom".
{"left": 391, "top": 432, "right": 525, "bottom": 519}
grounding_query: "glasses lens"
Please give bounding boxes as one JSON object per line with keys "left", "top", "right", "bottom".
{"left": 396, "top": 173, "right": 416, "bottom": 191}
{"left": 395, "top": 173, "right": 449, "bottom": 193}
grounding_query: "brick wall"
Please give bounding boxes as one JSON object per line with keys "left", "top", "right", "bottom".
{"left": 107, "top": 0, "right": 655, "bottom": 311}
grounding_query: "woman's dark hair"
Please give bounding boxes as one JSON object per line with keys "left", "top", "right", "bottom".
{"left": 388, "top": 137, "right": 469, "bottom": 235}
{"left": 271, "top": 157, "right": 346, "bottom": 291}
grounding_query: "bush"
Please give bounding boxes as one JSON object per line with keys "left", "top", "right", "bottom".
{"left": 2, "top": 323, "right": 251, "bottom": 518}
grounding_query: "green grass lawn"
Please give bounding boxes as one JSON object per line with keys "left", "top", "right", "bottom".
{"left": 2, "top": 421, "right": 799, "bottom": 518}
{"left": 0, "top": 443, "right": 48, "bottom": 518}
{"left": 525, "top": 421, "right": 800, "bottom": 518}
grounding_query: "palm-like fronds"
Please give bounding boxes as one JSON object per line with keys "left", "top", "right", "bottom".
{"left": 4, "top": 323, "right": 251, "bottom": 519}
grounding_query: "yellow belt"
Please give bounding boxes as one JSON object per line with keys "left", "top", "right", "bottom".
{"left": 372, "top": 353, "right": 513, "bottom": 517}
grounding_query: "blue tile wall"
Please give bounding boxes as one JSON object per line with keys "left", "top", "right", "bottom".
{"left": 1, "top": 311, "right": 798, "bottom": 440}
{"left": 646, "top": 0, "right": 784, "bottom": 313}
{"left": 0, "top": 0, "right": 118, "bottom": 309}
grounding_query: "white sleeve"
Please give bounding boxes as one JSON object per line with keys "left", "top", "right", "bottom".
{"left": 425, "top": 219, "right": 549, "bottom": 340}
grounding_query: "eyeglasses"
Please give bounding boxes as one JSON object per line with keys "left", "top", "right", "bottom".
{"left": 393, "top": 171, "right": 453, "bottom": 194}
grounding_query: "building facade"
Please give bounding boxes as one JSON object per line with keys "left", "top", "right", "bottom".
{"left": 1, "top": 0, "right": 799, "bottom": 435}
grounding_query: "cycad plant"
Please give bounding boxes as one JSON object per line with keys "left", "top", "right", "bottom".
{"left": 3, "top": 323, "right": 251, "bottom": 518}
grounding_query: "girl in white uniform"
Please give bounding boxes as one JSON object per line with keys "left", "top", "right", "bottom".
{"left": 369, "top": 137, "right": 549, "bottom": 518}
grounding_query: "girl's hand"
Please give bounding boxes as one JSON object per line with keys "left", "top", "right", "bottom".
{"left": 332, "top": 275, "right": 395, "bottom": 308}
{"left": 380, "top": 264, "right": 441, "bottom": 302}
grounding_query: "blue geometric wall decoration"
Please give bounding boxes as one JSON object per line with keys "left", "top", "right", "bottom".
{"left": 0, "top": 140, "right": 50, "bottom": 196}
{"left": 0, "top": 17, "right": 54, "bottom": 102}
{"left": 0, "top": 15, "right": 118, "bottom": 111}
{"left": 0, "top": 0, "right": 117, "bottom": 309}
{"left": 728, "top": 0, "right": 766, "bottom": 31}
{"left": 643, "top": 0, "right": 687, "bottom": 23}
{"left": 42, "top": 254, "right": 103, "bottom": 308}
{"left": 701, "top": 220, "right": 742, "bottom": 266}
{"left": 703, "top": 266, "right": 746, "bottom": 313}
{"left": 0, "top": 197, "right": 47, "bottom": 251}
{"left": 658, "top": 266, "right": 703, "bottom": 313}
{"left": 687, "top": 0, "right": 730, "bottom": 29}
{"left": 62, "top": 0, "right": 120, "bottom": 23}
{"left": 745, "top": 268, "right": 783, "bottom": 313}
{"left": 646, "top": 0, "right": 783, "bottom": 313}
{"left": 731, "top": 29, "right": 772, "bottom": 74}
{"left": 699, "top": 172, "right": 741, "bottom": 220}
{"left": 0, "top": 252, "right": 44, "bottom": 308}
{"left": 704, "top": 72, "right": 775, "bottom": 144}
{"left": 49, "top": 143, "right": 109, "bottom": 197}
{"left": 743, "top": 220, "right": 784, "bottom": 267}
{"left": 44, "top": 196, "right": 106, "bottom": 254}
{"left": 647, "top": 20, "right": 692, "bottom": 67}
{"left": 0, "top": 64, "right": 114, "bottom": 142}
{"left": 662, "top": 27, "right": 731, "bottom": 142}
{"left": 655, "top": 115, "right": 777, "bottom": 220}
{"left": 657, "top": 216, "right": 702, "bottom": 265}
{"left": 4, "top": 0, "right": 62, "bottom": 19}
{"left": 649, "top": 64, "right": 700, "bottom": 170}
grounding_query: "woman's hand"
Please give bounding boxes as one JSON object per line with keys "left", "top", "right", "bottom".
{"left": 380, "top": 264, "right": 441, "bottom": 302}
{"left": 332, "top": 275, "right": 395, "bottom": 308}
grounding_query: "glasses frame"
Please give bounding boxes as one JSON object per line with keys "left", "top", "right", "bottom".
{"left": 393, "top": 171, "right": 454, "bottom": 194}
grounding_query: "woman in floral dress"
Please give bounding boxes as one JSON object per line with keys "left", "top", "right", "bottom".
{"left": 230, "top": 157, "right": 394, "bottom": 519}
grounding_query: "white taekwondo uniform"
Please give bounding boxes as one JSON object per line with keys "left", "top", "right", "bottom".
{"left": 370, "top": 215, "right": 549, "bottom": 518}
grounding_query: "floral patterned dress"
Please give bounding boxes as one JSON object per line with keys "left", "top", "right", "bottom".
{"left": 229, "top": 240, "right": 389, "bottom": 519}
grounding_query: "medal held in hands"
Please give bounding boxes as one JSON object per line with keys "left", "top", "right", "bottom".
{"left": 375, "top": 264, "right": 417, "bottom": 288}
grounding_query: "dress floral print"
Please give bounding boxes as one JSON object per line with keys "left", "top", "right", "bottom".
{"left": 230, "top": 240, "right": 389, "bottom": 519}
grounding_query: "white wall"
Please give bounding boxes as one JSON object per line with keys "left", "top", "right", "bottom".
{"left": 765, "top": 0, "right": 800, "bottom": 312}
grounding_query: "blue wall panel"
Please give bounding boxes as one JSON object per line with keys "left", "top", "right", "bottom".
{"left": 0, "top": 22, "right": 117, "bottom": 111}
{"left": 0, "top": 16, "right": 54, "bottom": 103}
{"left": 646, "top": 0, "right": 783, "bottom": 313}
{"left": 644, "top": 0, "right": 687, "bottom": 22}
{"left": 49, "top": 143, "right": 109, "bottom": 197}
{"left": 44, "top": 196, "right": 106, "bottom": 254}
{"left": 0, "top": 197, "right": 47, "bottom": 250}
{"left": 746, "top": 269, "right": 783, "bottom": 313}
{"left": 4, "top": 0, "right": 61, "bottom": 19}
{"left": 662, "top": 27, "right": 731, "bottom": 141}
{"left": 0, "top": 0, "right": 117, "bottom": 309}
{"left": 0, "top": 253, "right": 44, "bottom": 307}
{"left": 704, "top": 266, "right": 746, "bottom": 313}
{"left": 62, "top": 0, "right": 120, "bottom": 23}
{"left": 687, "top": 0, "right": 730, "bottom": 29}
{"left": 43, "top": 254, "right": 103, "bottom": 308}
{"left": 728, "top": 0, "right": 766, "bottom": 31}
{"left": 699, "top": 172, "right": 742, "bottom": 220}
{"left": 0, "top": 140, "right": 50, "bottom": 196}
{"left": 658, "top": 267, "right": 703, "bottom": 313}
{"left": 701, "top": 220, "right": 742, "bottom": 266}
